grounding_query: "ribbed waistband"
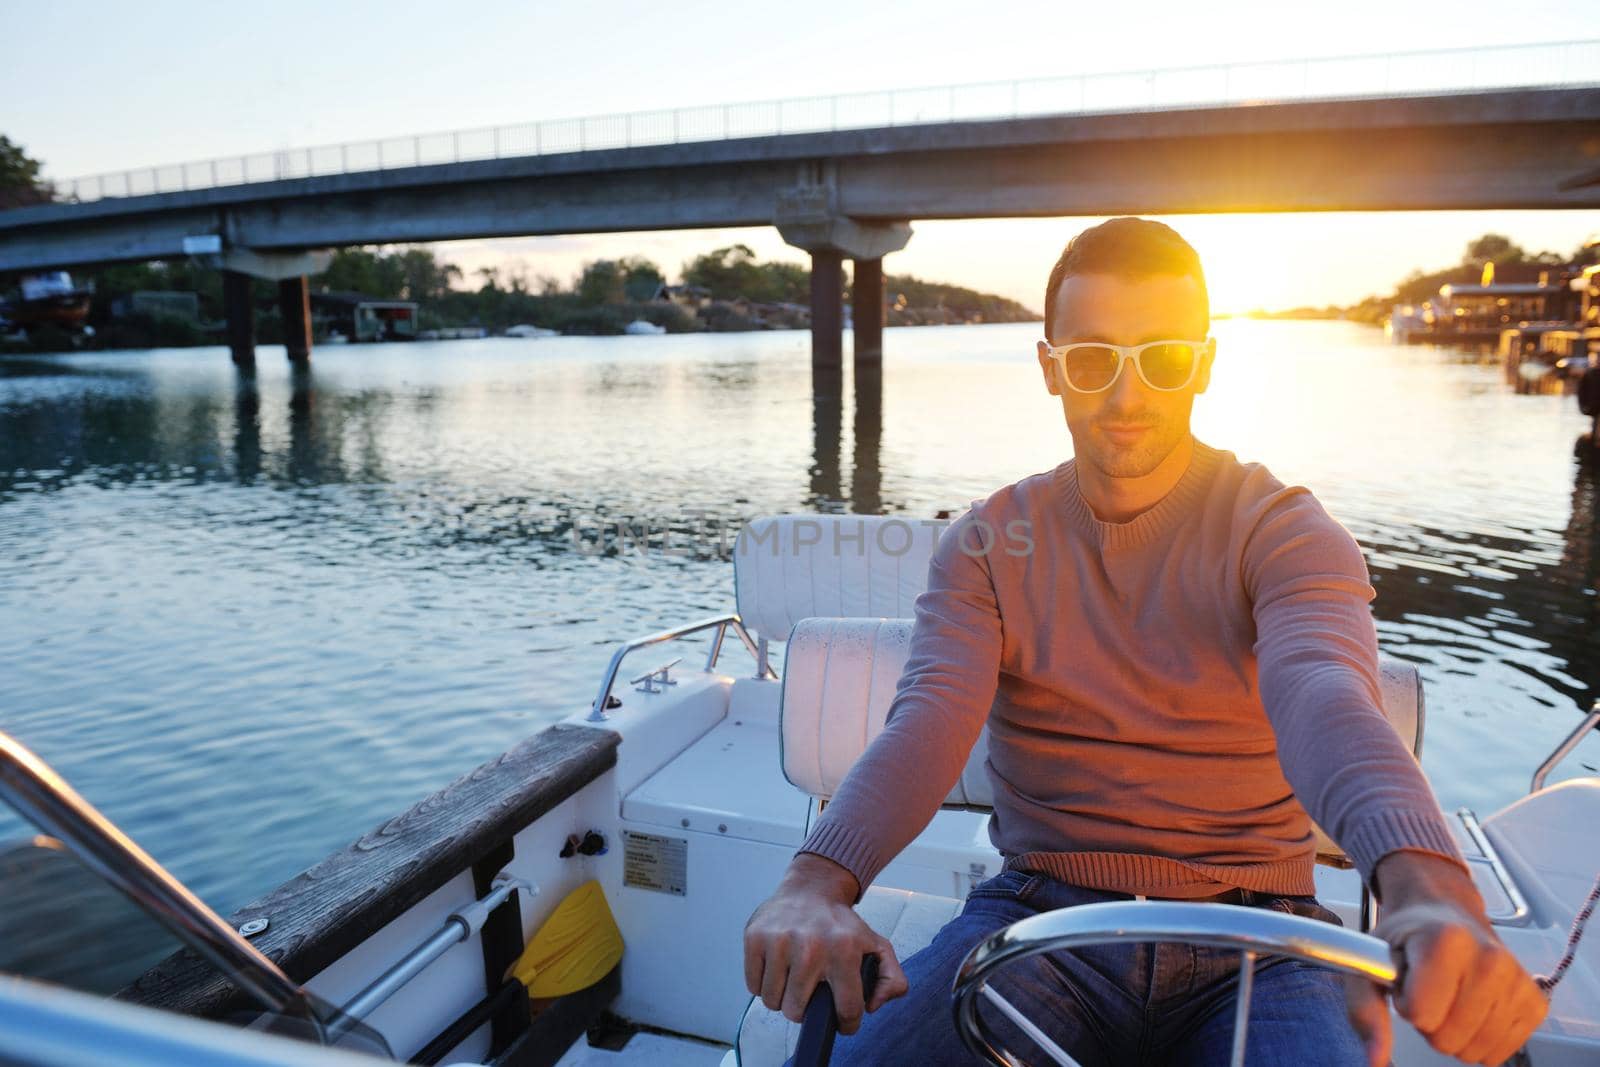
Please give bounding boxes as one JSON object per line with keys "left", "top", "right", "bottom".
{"left": 1001, "top": 848, "right": 1316, "bottom": 899}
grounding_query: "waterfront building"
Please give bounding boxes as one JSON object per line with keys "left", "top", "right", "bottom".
{"left": 1434, "top": 272, "right": 1578, "bottom": 333}
{"left": 310, "top": 290, "right": 419, "bottom": 342}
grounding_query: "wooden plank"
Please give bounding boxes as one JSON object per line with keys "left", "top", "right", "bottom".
{"left": 117, "top": 723, "right": 619, "bottom": 1019}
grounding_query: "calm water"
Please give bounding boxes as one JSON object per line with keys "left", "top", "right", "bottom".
{"left": 2, "top": 320, "right": 1598, "bottom": 989}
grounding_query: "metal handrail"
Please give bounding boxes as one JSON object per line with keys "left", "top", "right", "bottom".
{"left": 953, "top": 901, "right": 1397, "bottom": 1067}
{"left": 1531, "top": 700, "right": 1600, "bottom": 793}
{"left": 0, "top": 727, "right": 529, "bottom": 1049}
{"left": 588, "top": 612, "right": 775, "bottom": 722}
{"left": 327, "top": 873, "right": 531, "bottom": 1042}
{"left": 1456, "top": 807, "right": 1532, "bottom": 926}
{"left": 48, "top": 38, "right": 1600, "bottom": 204}
{"left": 0, "top": 730, "right": 309, "bottom": 1019}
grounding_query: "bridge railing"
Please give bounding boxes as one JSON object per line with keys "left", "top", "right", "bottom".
{"left": 53, "top": 38, "right": 1600, "bottom": 205}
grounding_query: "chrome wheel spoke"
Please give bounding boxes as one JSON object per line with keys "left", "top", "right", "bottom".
{"left": 1229, "top": 949, "right": 1257, "bottom": 1067}
{"left": 980, "top": 984, "right": 1084, "bottom": 1067}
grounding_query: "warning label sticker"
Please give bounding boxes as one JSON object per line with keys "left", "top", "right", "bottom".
{"left": 622, "top": 829, "right": 688, "bottom": 896}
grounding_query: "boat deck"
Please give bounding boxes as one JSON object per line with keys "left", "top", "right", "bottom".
{"left": 553, "top": 1031, "right": 729, "bottom": 1067}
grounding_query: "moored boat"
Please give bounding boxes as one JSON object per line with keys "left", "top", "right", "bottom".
{"left": 1, "top": 271, "right": 93, "bottom": 330}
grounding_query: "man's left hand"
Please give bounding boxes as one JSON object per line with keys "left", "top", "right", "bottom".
{"left": 1344, "top": 852, "right": 1547, "bottom": 1066}
{"left": 1337, "top": 851, "right": 1548, "bottom": 1067}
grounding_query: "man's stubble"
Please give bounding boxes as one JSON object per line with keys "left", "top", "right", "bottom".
{"left": 1076, "top": 417, "right": 1188, "bottom": 480}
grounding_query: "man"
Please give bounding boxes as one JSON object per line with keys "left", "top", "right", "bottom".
{"left": 743, "top": 218, "right": 1548, "bottom": 1066}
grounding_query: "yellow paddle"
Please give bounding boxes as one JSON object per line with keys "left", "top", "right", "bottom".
{"left": 507, "top": 879, "right": 624, "bottom": 999}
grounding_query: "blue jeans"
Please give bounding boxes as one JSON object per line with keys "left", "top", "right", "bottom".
{"left": 801, "top": 870, "right": 1367, "bottom": 1067}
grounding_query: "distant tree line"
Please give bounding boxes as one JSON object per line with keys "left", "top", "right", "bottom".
{"left": 882, "top": 272, "right": 1037, "bottom": 326}
{"left": 679, "top": 244, "right": 809, "bottom": 304}
{"left": 413, "top": 254, "right": 692, "bottom": 336}
{"left": 7, "top": 240, "right": 1037, "bottom": 351}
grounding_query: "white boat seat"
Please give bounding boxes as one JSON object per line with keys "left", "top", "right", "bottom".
{"left": 733, "top": 514, "right": 943, "bottom": 646}
{"left": 734, "top": 886, "right": 962, "bottom": 1067}
{"left": 780, "top": 617, "right": 993, "bottom": 811}
{"left": 778, "top": 617, "right": 1426, "bottom": 869}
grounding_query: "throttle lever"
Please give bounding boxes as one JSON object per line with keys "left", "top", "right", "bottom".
{"left": 790, "top": 955, "right": 881, "bottom": 1067}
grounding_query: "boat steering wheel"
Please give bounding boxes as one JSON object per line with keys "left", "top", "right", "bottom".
{"left": 952, "top": 900, "right": 1399, "bottom": 1067}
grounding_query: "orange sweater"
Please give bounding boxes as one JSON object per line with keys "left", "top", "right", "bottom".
{"left": 799, "top": 438, "right": 1469, "bottom": 898}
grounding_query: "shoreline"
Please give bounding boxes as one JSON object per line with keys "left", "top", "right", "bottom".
{"left": 0, "top": 316, "right": 1048, "bottom": 356}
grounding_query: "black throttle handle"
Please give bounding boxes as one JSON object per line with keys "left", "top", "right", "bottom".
{"left": 790, "top": 955, "right": 881, "bottom": 1067}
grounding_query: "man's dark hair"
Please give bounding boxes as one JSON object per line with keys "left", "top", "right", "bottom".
{"left": 1043, "top": 217, "right": 1209, "bottom": 341}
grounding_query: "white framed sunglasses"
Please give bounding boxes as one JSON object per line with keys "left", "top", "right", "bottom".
{"left": 1043, "top": 336, "right": 1215, "bottom": 393}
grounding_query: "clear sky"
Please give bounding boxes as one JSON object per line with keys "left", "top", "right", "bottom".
{"left": 4, "top": 1, "right": 1598, "bottom": 314}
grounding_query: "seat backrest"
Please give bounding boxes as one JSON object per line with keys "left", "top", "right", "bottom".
{"left": 733, "top": 515, "right": 941, "bottom": 645}
{"left": 778, "top": 618, "right": 990, "bottom": 809}
{"left": 778, "top": 616, "right": 1426, "bottom": 867}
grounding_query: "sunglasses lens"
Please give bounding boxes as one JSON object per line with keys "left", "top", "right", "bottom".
{"left": 1140, "top": 343, "right": 1198, "bottom": 389}
{"left": 1062, "top": 345, "right": 1120, "bottom": 391}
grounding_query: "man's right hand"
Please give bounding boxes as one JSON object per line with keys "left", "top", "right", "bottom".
{"left": 743, "top": 853, "right": 910, "bottom": 1035}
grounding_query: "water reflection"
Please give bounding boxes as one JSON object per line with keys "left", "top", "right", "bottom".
{"left": 806, "top": 355, "right": 886, "bottom": 516}
{"left": 0, "top": 358, "right": 379, "bottom": 495}
{"left": 234, "top": 372, "right": 261, "bottom": 484}
{"left": 1559, "top": 437, "right": 1600, "bottom": 701}
{"left": 1354, "top": 434, "right": 1600, "bottom": 727}
{"left": 810, "top": 361, "right": 843, "bottom": 508}
{"left": 853, "top": 357, "right": 884, "bottom": 515}
{"left": 1563, "top": 437, "right": 1600, "bottom": 606}
{"left": 287, "top": 363, "right": 319, "bottom": 485}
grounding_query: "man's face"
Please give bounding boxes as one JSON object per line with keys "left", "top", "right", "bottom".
{"left": 1035, "top": 272, "right": 1213, "bottom": 478}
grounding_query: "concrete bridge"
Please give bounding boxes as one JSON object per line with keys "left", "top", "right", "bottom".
{"left": 4, "top": 40, "right": 1598, "bottom": 370}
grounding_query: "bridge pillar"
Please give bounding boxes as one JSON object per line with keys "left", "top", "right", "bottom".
{"left": 852, "top": 257, "right": 885, "bottom": 365}
{"left": 222, "top": 270, "right": 256, "bottom": 369}
{"left": 775, "top": 186, "right": 911, "bottom": 377}
{"left": 809, "top": 250, "right": 844, "bottom": 372}
{"left": 199, "top": 246, "right": 330, "bottom": 369}
{"left": 279, "top": 276, "right": 312, "bottom": 363}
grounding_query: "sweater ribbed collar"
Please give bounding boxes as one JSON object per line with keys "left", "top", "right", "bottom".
{"left": 1053, "top": 437, "right": 1223, "bottom": 549}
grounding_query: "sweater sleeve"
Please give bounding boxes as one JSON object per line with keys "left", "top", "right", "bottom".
{"left": 1244, "top": 488, "right": 1470, "bottom": 892}
{"left": 795, "top": 505, "right": 1004, "bottom": 897}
